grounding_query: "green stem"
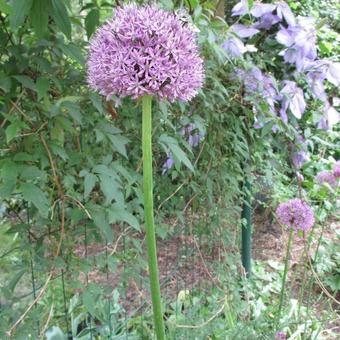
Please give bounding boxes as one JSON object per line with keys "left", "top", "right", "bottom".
{"left": 276, "top": 228, "right": 294, "bottom": 329}
{"left": 142, "top": 95, "right": 166, "bottom": 340}
{"left": 241, "top": 179, "right": 252, "bottom": 276}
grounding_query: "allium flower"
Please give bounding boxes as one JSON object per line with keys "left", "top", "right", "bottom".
{"left": 87, "top": 5, "right": 204, "bottom": 102}
{"left": 333, "top": 161, "right": 340, "bottom": 178}
{"left": 316, "top": 170, "right": 338, "bottom": 189}
{"left": 276, "top": 199, "right": 314, "bottom": 232}
{"left": 275, "top": 331, "right": 286, "bottom": 340}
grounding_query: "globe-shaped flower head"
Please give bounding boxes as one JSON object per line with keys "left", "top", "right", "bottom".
{"left": 276, "top": 199, "right": 314, "bottom": 232}
{"left": 87, "top": 5, "right": 204, "bottom": 102}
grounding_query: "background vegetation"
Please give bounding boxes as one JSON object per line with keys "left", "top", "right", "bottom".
{"left": 0, "top": 0, "right": 339, "bottom": 339}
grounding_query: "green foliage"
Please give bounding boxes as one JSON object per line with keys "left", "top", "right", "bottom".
{"left": 0, "top": 0, "right": 339, "bottom": 339}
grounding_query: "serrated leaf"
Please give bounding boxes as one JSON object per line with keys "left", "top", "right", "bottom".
{"left": 13, "top": 75, "right": 36, "bottom": 91}
{"left": 99, "top": 174, "right": 120, "bottom": 205}
{"left": 9, "top": 0, "right": 33, "bottom": 30}
{"left": 107, "top": 134, "right": 128, "bottom": 158}
{"left": 108, "top": 205, "right": 140, "bottom": 231}
{"left": 51, "top": 0, "right": 71, "bottom": 39}
{"left": 85, "top": 9, "right": 99, "bottom": 39}
{"left": 61, "top": 43, "right": 85, "bottom": 64}
{"left": 36, "top": 77, "right": 49, "bottom": 100}
{"left": 89, "top": 206, "right": 113, "bottom": 242}
{"left": 159, "top": 135, "right": 194, "bottom": 172}
{"left": 84, "top": 173, "right": 97, "bottom": 198}
{"left": 82, "top": 290, "right": 96, "bottom": 316}
{"left": 5, "top": 122, "right": 21, "bottom": 143}
{"left": 30, "top": 0, "right": 50, "bottom": 37}
{"left": 20, "top": 183, "right": 49, "bottom": 217}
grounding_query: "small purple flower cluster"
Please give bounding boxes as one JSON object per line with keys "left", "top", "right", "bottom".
{"left": 87, "top": 4, "right": 204, "bottom": 102}
{"left": 227, "top": 1, "right": 339, "bottom": 130}
{"left": 275, "top": 331, "right": 286, "bottom": 340}
{"left": 316, "top": 170, "right": 337, "bottom": 189}
{"left": 291, "top": 134, "right": 309, "bottom": 169}
{"left": 334, "top": 161, "right": 340, "bottom": 179}
{"left": 276, "top": 198, "right": 314, "bottom": 232}
{"left": 162, "top": 123, "right": 203, "bottom": 175}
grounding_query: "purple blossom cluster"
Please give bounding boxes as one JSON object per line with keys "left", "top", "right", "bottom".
{"left": 334, "top": 161, "right": 340, "bottom": 179}
{"left": 87, "top": 5, "right": 204, "bottom": 102}
{"left": 316, "top": 170, "right": 338, "bottom": 189}
{"left": 291, "top": 135, "right": 309, "bottom": 169}
{"left": 162, "top": 123, "right": 203, "bottom": 175}
{"left": 227, "top": 1, "right": 340, "bottom": 130}
{"left": 275, "top": 331, "right": 286, "bottom": 340}
{"left": 276, "top": 199, "right": 315, "bottom": 232}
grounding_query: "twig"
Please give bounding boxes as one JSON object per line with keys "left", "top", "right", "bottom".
{"left": 308, "top": 254, "right": 340, "bottom": 306}
{"left": 39, "top": 303, "right": 54, "bottom": 339}
{"left": 110, "top": 227, "right": 132, "bottom": 256}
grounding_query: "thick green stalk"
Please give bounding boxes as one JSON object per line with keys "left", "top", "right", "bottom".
{"left": 276, "top": 228, "right": 294, "bottom": 329}
{"left": 241, "top": 179, "right": 252, "bottom": 276}
{"left": 142, "top": 95, "right": 166, "bottom": 340}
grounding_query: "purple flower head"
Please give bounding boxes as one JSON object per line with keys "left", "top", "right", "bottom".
{"left": 87, "top": 5, "right": 204, "bottom": 102}
{"left": 162, "top": 153, "right": 174, "bottom": 175}
{"left": 333, "top": 161, "right": 340, "bottom": 178}
{"left": 275, "top": 331, "right": 287, "bottom": 340}
{"left": 253, "top": 13, "right": 281, "bottom": 30}
{"left": 296, "top": 172, "right": 304, "bottom": 182}
{"left": 276, "top": 2, "right": 296, "bottom": 25}
{"left": 280, "top": 81, "right": 306, "bottom": 121}
{"left": 292, "top": 150, "right": 309, "bottom": 169}
{"left": 276, "top": 17, "right": 317, "bottom": 71}
{"left": 230, "top": 24, "right": 259, "bottom": 38}
{"left": 222, "top": 37, "right": 247, "bottom": 58}
{"left": 251, "top": 3, "right": 276, "bottom": 18}
{"left": 276, "top": 199, "right": 314, "bottom": 232}
{"left": 316, "top": 170, "right": 338, "bottom": 189}
{"left": 231, "top": 0, "right": 249, "bottom": 16}
{"left": 318, "top": 105, "right": 340, "bottom": 130}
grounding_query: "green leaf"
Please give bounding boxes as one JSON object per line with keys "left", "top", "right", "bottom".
{"left": 0, "top": 0, "right": 12, "bottom": 14}
{"left": 107, "top": 134, "right": 128, "bottom": 158}
{"left": 84, "top": 173, "right": 97, "bottom": 198}
{"left": 45, "top": 326, "right": 66, "bottom": 340}
{"left": 90, "top": 206, "right": 113, "bottom": 242}
{"left": 36, "top": 77, "right": 49, "bottom": 100}
{"left": 82, "top": 290, "right": 96, "bottom": 316}
{"left": 247, "top": 0, "right": 254, "bottom": 10}
{"left": 60, "top": 43, "right": 85, "bottom": 64}
{"left": 51, "top": 0, "right": 71, "bottom": 39}
{"left": 30, "top": 0, "right": 50, "bottom": 37}
{"left": 159, "top": 135, "right": 194, "bottom": 172}
{"left": 108, "top": 205, "right": 140, "bottom": 231}
{"left": 5, "top": 122, "right": 21, "bottom": 143}
{"left": 9, "top": 0, "right": 33, "bottom": 30}
{"left": 99, "top": 174, "right": 121, "bottom": 205}
{"left": 85, "top": 9, "right": 99, "bottom": 39}
{"left": 20, "top": 183, "right": 49, "bottom": 218}
{"left": 13, "top": 75, "right": 36, "bottom": 91}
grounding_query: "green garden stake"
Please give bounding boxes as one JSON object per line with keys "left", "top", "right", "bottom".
{"left": 241, "top": 179, "right": 252, "bottom": 276}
